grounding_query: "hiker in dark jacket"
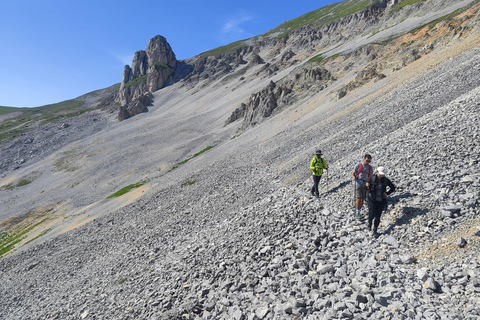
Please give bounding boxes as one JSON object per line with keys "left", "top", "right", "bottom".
{"left": 367, "top": 166, "right": 395, "bottom": 237}
{"left": 310, "top": 150, "right": 328, "bottom": 198}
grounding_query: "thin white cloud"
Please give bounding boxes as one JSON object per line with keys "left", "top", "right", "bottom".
{"left": 110, "top": 52, "right": 134, "bottom": 66}
{"left": 219, "top": 11, "right": 254, "bottom": 44}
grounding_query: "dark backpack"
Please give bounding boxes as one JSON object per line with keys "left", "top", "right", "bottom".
{"left": 369, "top": 175, "right": 385, "bottom": 202}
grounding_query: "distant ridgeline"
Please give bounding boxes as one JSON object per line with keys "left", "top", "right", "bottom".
{"left": 114, "top": 0, "right": 477, "bottom": 126}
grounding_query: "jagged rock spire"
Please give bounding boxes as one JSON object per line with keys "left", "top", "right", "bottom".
{"left": 117, "top": 35, "right": 177, "bottom": 120}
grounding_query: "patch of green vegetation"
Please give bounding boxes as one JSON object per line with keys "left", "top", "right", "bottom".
{"left": 427, "top": 8, "right": 463, "bottom": 30}
{"left": 269, "top": 0, "right": 371, "bottom": 38}
{"left": 125, "top": 75, "right": 147, "bottom": 88}
{"left": 54, "top": 147, "right": 84, "bottom": 172}
{"left": 0, "top": 110, "right": 33, "bottom": 144}
{"left": 153, "top": 61, "right": 173, "bottom": 69}
{"left": 326, "top": 53, "right": 342, "bottom": 63}
{"left": 77, "top": 83, "right": 120, "bottom": 98}
{"left": 118, "top": 278, "right": 127, "bottom": 285}
{"left": 377, "top": 33, "right": 402, "bottom": 45}
{"left": 309, "top": 52, "right": 342, "bottom": 64}
{"left": 0, "top": 218, "right": 47, "bottom": 258}
{"left": 16, "top": 179, "right": 33, "bottom": 187}
{"left": 182, "top": 180, "right": 196, "bottom": 187}
{"left": 25, "top": 228, "right": 51, "bottom": 245}
{"left": 0, "top": 99, "right": 93, "bottom": 145}
{"left": 0, "top": 106, "right": 26, "bottom": 115}
{"left": 107, "top": 180, "right": 148, "bottom": 199}
{"left": 54, "top": 157, "right": 78, "bottom": 172}
{"left": 1, "top": 172, "right": 39, "bottom": 191}
{"left": 380, "top": 7, "right": 464, "bottom": 45}
{"left": 204, "top": 0, "right": 374, "bottom": 57}
{"left": 390, "top": 0, "right": 425, "bottom": 13}
{"left": 309, "top": 54, "right": 325, "bottom": 63}
{"left": 106, "top": 83, "right": 121, "bottom": 93}
{"left": 168, "top": 145, "right": 216, "bottom": 172}
{"left": 230, "top": 127, "right": 243, "bottom": 139}
{"left": 203, "top": 40, "right": 248, "bottom": 57}
{"left": 37, "top": 100, "right": 87, "bottom": 125}
{"left": 0, "top": 127, "right": 29, "bottom": 143}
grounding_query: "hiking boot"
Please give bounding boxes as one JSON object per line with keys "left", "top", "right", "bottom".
{"left": 311, "top": 190, "right": 315, "bottom": 196}
{"left": 367, "top": 223, "right": 372, "bottom": 231}
{"left": 368, "top": 231, "right": 379, "bottom": 238}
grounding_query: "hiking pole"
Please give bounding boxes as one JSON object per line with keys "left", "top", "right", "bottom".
{"left": 326, "top": 168, "right": 329, "bottom": 193}
{"left": 353, "top": 180, "right": 357, "bottom": 216}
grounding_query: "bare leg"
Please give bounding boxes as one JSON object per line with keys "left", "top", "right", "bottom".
{"left": 356, "top": 198, "right": 364, "bottom": 210}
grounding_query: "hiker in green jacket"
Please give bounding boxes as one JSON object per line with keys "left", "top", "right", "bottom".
{"left": 310, "top": 150, "right": 328, "bottom": 198}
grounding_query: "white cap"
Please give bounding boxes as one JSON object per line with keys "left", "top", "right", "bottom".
{"left": 377, "top": 166, "right": 386, "bottom": 175}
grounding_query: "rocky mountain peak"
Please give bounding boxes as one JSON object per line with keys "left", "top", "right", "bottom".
{"left": 117, "top": 35, "right": 177, "bottom": 120}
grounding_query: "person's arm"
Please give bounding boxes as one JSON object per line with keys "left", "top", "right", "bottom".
{"left": 351, "top": 164, "right": 358, "bottom": 180}
{"left": 385, "top": 177, "right": 396, "bottom": 195}
{"left": 310, "top": 158, "right": 316, "bottom": 171}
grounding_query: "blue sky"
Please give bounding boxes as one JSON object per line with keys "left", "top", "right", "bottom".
{"left": 1, "top": 0, "right": 335, "bottom": 107}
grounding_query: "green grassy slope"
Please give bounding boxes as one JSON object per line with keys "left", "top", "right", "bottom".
{"left": 0, "top": 83, "right": 120, "bottom": 145}
{"left": 203, "top": 0, "right": 372, "bottom": 56}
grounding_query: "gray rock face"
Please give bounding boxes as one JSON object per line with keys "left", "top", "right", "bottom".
{"left": 117, "top": 92, "right": 153, "bottom": 121}
{"left": 227, "top": 66, "right": 333, "bottom": 128}
{"left": 117, "top": 35, "right": 177, "bottom": 120}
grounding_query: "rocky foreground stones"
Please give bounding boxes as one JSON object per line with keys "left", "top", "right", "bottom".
{"left": 1, "top": 79, "right": 479, "bottom": 319}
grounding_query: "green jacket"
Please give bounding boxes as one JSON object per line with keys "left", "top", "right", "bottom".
{"left": 310, "top": 156, "right": 327, "bottom": 176}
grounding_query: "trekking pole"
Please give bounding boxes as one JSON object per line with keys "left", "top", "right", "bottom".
{"left": 326, "top": 168, "right": 329, "bottom": 193}
{"left": 353, "top": 180, "right": 357, "bottom": 216}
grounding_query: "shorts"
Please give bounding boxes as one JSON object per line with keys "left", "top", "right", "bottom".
{"left": 355, "top": 185, "right": 367, "bottom": 199}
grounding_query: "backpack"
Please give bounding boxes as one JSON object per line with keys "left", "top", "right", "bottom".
{"left": 369, "top": 175, "right": 385, "bottom": 201}
{"left": 313, "top": 157, "right": 325, "bottom": 168}
{"left": 355, "top": 163, "right": 372, "bottom": 180}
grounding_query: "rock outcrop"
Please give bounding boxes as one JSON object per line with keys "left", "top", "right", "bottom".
{"left": 117, "top": 35, "right": 177, "bottom": 120}
{"left": 117, "top": 92, "right": 153, "bottom": 121}
{"left": 227, "top": 66, "right": 333, "bottom": 128}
